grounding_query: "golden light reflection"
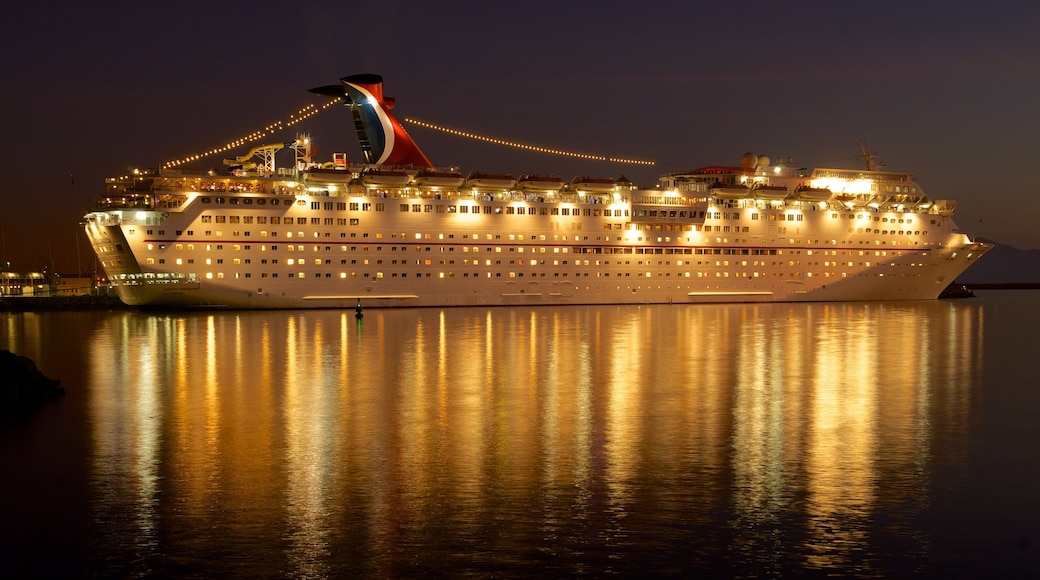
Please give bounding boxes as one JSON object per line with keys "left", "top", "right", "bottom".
{"left": 202, "top": 316, "right": 221, "bottom": 489}
{"left": 604, "top": 308, "right": 643, "bottom": 510}
{"left": 804, "top": 305, "right": 879, "bottom": 569}
{"left": 22, "top": 296, "right": 983, "bottom": 575}
{"left": 731, "top": 306, "right": 805, "bottom": 550}
{"left": 284, "top": 312, "right": 336, "bottom": 577}
{"left": 98, "top": 316, "right": 161, "bottom": 550}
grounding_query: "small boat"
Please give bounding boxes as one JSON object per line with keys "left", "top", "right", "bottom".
{"left": 304, "top": 167, "right": 355, "bottom": 183}
{"left": 753, "top": 185, "right": 789, "bottom": 200}
{"left": 413, "top": 168, "right": 465, "bottom": 189}
{"left": 795, "top": 186, "right": 833, "bottom": 201}
{"left": 464, "top": 171, "right": 517, "bottom": 191}
{"left": 710, "top": 183, "right": 750, "bottom": 199}
{"left": 571, "top": 176, "right": 616, "bottom": 193}
{"left": 517, "top": 174, "right": 565, "bottom": 193}
{"left": 361, "top": 168, "right": 411, "bottom": 187}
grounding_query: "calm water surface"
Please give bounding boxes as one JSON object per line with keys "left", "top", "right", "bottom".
{"left": 2, "top": 292, "right": 1039, "bottom": 577}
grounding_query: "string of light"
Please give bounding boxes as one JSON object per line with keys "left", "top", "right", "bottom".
{"left": 162, "top": 101, "right": 337, "bottom": 169}
{"left": 404, "top": 117, "right": 655, "bottom": 166}
{"left": 161, "top": 100, "right": 656, "bottom": 169}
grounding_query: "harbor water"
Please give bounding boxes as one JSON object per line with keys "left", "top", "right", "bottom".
{"left": 2, "top": 291, "right": 1039, "bottom": 577}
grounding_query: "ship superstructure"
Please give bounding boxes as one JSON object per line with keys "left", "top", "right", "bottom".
{"left": 82, "top": 75, "right": 990, "bottom": 308}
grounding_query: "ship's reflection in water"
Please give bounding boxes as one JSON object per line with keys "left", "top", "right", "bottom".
{"left": 81, "top": 301, "right": 982, "bottom": 576}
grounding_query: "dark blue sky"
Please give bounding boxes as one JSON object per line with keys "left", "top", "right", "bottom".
{"left": 3, "top": 0, "right": 1038, "bottom": 272}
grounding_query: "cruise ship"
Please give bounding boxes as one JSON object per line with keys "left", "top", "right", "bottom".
{"left": 83, "top": 74, "right": 991, "bottom": 309}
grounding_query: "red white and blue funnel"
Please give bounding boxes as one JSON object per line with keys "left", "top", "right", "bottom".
{"left": 310, "top": 74, "right": 433, "bottom": 168}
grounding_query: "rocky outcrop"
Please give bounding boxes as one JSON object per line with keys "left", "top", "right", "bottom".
{"left": 0, "top": 350, "right": 63, "bottom": 413}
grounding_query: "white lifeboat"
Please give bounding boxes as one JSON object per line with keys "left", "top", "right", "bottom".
{"left": 710, "top": 183, "right": 750, "bottom": 199}
{"left": 795, "top": 186, "right": 832, "bottom": 201}
{"left": 518, "top": 174, "right": 565, "bottom": 193}
{"left": 413, "top": 168, "right": 465, "bottom": 189}
{"left": 361, "top": 168, "right": 411, "bottom": 187}
{"left": 465, "top": 171, "right": 517, "bottom": 191}
{"left": 571, "top": 176, "right": 616, "bottom": 194}
{"left": 753, "top": 185, "right": 789, "bottom": 200}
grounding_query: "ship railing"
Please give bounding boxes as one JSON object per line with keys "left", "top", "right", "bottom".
{"left": 512, "top": 192, "right": 611, "bottom": 204}
{"left": 630, "top": 209, "right": 706, "bottom": 224}
{"left": 105, "top": 180, "right": 155, "bottom": 195}
{"left": 922, "top": 199, "right": 957, "bottom": 217}
{"left": 152, "top": 194, "right": 188, "bottom": 209}
{"left": 111, "top": 271, "right": 189, "bottom": 281}
{"left": 812, "top": 168, "right": 917, "bottom": 182}
{"left": 91, "top": 194, "right": 154, "bottom": 210}
{"left": 357, "top": 189, "right": 622, "bottom": 205}
{"left": 161, "top": 167, "right": 237, "bottom": 178}
{"left": 90, "top": 193, "right": 186, "bottom": 211}
{"left": 966, "top": 233, "right": 992, "bottom": 246}
{"left": 82, "top": 213, "right": 120, "bottom": 226}
{"left": 632, "top": 195, "right": 706, "bottom": 206}
{"left": 157, "top": 179, "right": 301, "bottom": 195}
{"left": 83, "top": 206, "right": 168, "bottom": 226}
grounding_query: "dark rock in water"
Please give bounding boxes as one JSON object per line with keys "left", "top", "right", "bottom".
{"left": 0, "top": 350, "right": 64, "bottom": 413}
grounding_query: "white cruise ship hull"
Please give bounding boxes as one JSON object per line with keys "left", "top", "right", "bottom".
{"left": 83, "top": 184, "right": 990, "bottom": 309}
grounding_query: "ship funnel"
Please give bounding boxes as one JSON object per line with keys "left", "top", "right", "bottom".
{"left": 309, "top": 74, "right": 433, "bottom": 168}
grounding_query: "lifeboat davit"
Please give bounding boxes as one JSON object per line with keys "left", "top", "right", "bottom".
{"left": 464, "top": 171, "right": 517, "bottom": 191}
{"left": 710, "top": 183, "right": 750, "bottom": 199}
{"left": 361, "top": 168, "right": 411, "bottom": 187}
{"left": 571, "top": 176, "right": 616, "bottom": 193}
{"left": 518, "top": 174, "right": 565, "bottom": 193}
{"left": 413, "top": 168, "right": 465, "bottom": 189}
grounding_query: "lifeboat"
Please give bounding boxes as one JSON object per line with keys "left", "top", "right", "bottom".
{"left": 710, "top": 183, "right": 750, "bottom": 199}
{"left": 304, "top": 167, "right": 355, "bottom": 183}
{"left": 753, "top": 185, "right": 789, "bottom": 200}
{"left": 413, "top": 168, "right": 465, "bottom": 189}
{"left": 571, "top": 176, "right": 616, "bottom": 194}
{"left": 517, "top": 174, "right": 565, "bottom": 193}
{"left": 361, "top": 168, "right": 411, "bottom": 187}
{"left": 464, "top": 171, "right": 517, "bottom": 191}
{"left": 795, "top": 186, "right": 833, "bottom": 201}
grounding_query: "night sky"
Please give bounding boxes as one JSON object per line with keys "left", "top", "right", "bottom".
{"left": 3, "top": 0, "right": 1039, "bottom": 273}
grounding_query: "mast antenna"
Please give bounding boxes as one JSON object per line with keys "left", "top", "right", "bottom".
{"left": 858, "top": 138, "right": 884, "bottom": 171}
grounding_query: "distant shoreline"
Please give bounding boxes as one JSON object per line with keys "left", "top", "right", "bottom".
{"left": 0, "top": 295, "right": 132, "bottom": 312}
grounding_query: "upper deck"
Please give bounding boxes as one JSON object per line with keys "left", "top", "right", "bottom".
{"left": 93, "top": 157, "right": 955, "bottom": 217}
